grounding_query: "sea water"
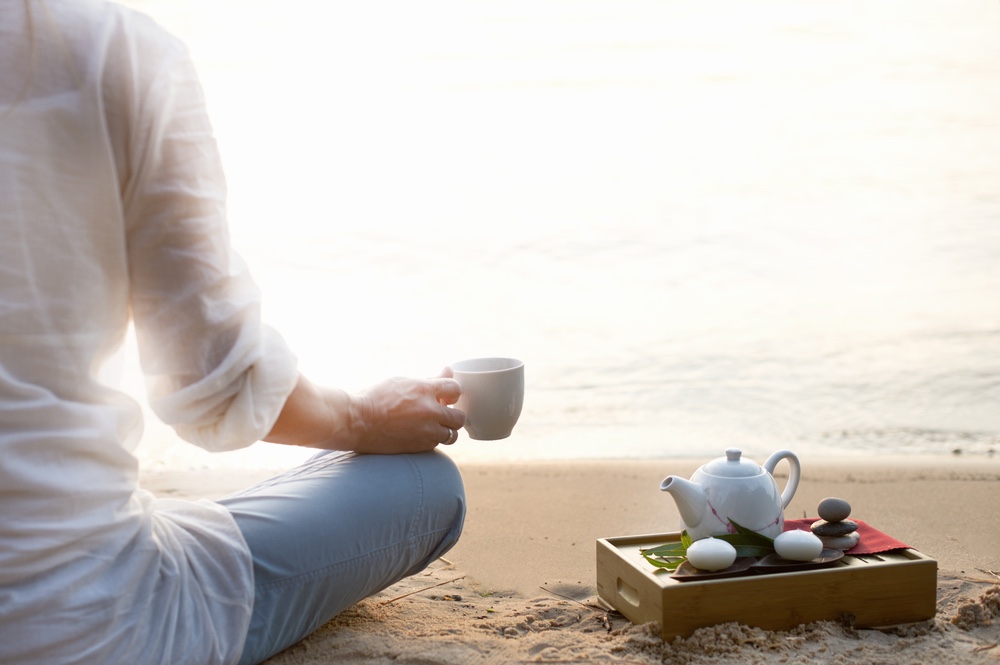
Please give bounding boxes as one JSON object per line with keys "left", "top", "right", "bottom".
{"left": 115, "top": 0, "right": 1000, "bottom": 470}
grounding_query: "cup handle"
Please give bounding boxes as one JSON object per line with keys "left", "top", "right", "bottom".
{"left": 763, "top": 450, "right": 800, "bottom": 509}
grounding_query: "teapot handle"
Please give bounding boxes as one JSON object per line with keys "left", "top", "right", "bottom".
{"left": 763, "top": 450, "right": 800, "bottom": 509}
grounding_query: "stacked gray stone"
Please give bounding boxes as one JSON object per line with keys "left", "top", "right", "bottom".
{"left": 811, "top": 497, "right": 860, "bottom": 550}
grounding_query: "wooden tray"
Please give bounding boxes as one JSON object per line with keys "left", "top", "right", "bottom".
{"left": 596, "top": 531, "right": 937, "bottom": 640}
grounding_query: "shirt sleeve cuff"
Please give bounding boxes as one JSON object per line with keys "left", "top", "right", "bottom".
{"left": 162, "top": 326, "right": 299, "bottom": 452}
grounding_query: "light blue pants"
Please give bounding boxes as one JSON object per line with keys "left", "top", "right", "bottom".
{"left": 219, "top": 450, "right": 466, "bottom": 665}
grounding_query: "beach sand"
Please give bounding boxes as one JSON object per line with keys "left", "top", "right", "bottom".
{"left": 143, "top": 456, "right": 1000, "bottom": 663}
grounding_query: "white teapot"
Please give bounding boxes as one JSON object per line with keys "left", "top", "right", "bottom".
{"left": 660, "top": 448, "right": 800, "bottom": 541}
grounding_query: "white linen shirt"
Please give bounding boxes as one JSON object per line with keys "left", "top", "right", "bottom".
{"left": 0, "top": 1, "right": 299, "bottom": 663}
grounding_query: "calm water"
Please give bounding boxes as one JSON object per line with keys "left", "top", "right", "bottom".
{"left": 115, "top": 0, "right": 1000, "bottom": 470}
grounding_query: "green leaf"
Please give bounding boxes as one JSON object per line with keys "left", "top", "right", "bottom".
{"left": 727, "top": 519, "right": 776, "bottom": 548}
{"left": 639, "top": 550, "right": 685, "bottom": 570}
{"left": 639, "top": 533, "right": 690, "bottom": 570}
{"left": 639, "top": 542, "right": 687, "bottom": 559}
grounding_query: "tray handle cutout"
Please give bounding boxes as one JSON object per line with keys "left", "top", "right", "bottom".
{"left": 616, "top": 577, "right": 640, "bottom": 608}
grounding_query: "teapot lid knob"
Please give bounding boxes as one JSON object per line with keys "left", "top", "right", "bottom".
{"left": 702, "top": 447, "right": 762, "bottom": 477}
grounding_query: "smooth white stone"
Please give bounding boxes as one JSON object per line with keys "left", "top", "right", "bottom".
{"left": 686, "top": 537, "right": 738, "bottom": 571}
{"left": 774, "top": 529, "right": 824, "bottom": 561}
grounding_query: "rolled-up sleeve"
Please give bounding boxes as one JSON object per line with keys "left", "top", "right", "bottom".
{"left": 118, "top": 23, "right": 298, "bottom": 452}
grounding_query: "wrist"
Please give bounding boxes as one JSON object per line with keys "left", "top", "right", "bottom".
{"left": 342, "top": 391, "right": 373, "bottom": 452}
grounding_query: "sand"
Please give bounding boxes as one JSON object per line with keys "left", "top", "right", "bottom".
{"left": 142, "top": 455, "right": 1000, "bottom": 663}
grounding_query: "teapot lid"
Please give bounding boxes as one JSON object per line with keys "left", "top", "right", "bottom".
{"left": 702, "top": 448, "right": 762, "bottom": 478}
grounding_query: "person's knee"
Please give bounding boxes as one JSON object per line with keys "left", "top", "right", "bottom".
{"left": 415, "top": 450, "right": 466, "bottom": 547}
{"left": 427, "top": 450, "right": 466, "bottom": 515}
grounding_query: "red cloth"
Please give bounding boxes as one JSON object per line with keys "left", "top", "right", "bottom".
{"left": 783, "top": 518, "right": 910, "bottom": 555}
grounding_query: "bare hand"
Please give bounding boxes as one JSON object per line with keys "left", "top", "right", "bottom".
{"left": 351, "top": 368, "right": 466, "bottom": 454}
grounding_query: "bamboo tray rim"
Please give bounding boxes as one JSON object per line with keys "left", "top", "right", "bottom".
{"left": 599, "top": 530, "right": 935, "bottom": 588}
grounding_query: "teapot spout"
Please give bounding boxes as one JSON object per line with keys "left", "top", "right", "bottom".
{"left": 659, "top": 475, "right": 707, "bottom": 532}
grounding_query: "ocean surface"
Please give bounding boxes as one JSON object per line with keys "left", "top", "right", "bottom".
{"left": 115, "top": 0, "right": 1000, "bottom": 470}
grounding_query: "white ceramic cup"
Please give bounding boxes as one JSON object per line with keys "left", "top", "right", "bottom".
{"left": 451, "top": 357, "right": 524, "bottom": 440}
